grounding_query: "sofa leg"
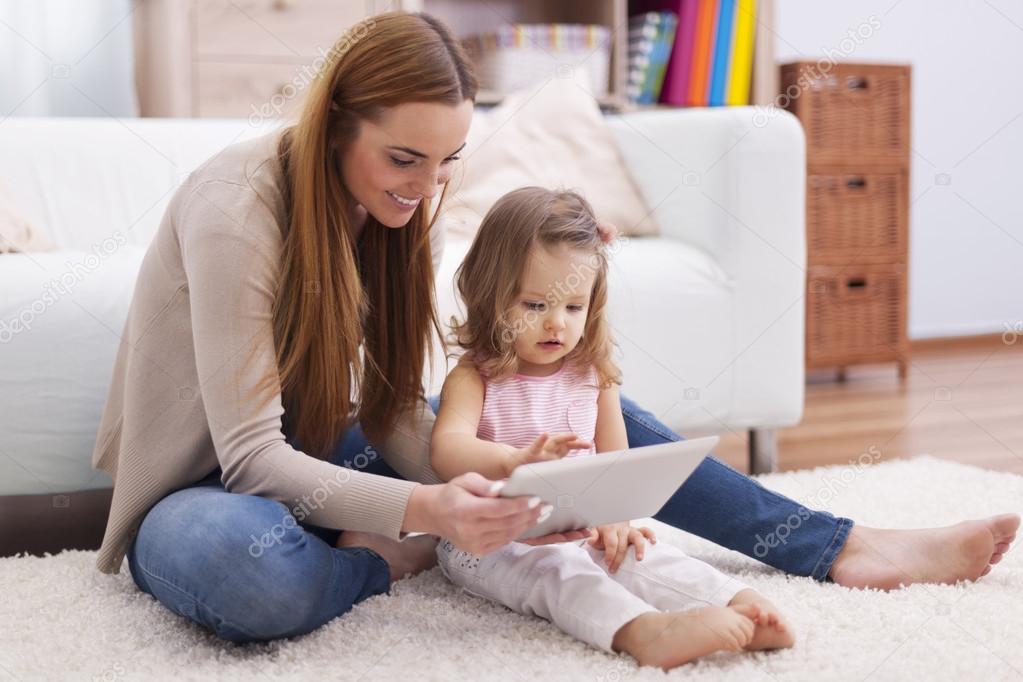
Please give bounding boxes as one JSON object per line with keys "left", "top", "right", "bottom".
{"left": 748, "top": 428, "right": 778, "bottom": 474}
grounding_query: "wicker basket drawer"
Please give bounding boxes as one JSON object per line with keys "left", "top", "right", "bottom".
{"left": 807, "top": 168, "right": 907, "bottom": 264}
{"left": 806, "top": 265, "right": 907, "bottom": 365}
{"left": 781, "top": 62, "right": 910, "bottom": 164}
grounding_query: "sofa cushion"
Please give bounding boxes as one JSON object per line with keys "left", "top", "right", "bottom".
{"left": 440, "top": 81, "right": 658, "bottom": 240}
{"left": 428, "top": 235, "right": 735, "bottom": 432}
{"left": 0, "top": 248, "right": 145, "bottom": 495}
{"left": 0, "top": 117, "right": 281, "bottom": 251}
{"left": 0, "top": 180, "right": 55, "bottom": 253}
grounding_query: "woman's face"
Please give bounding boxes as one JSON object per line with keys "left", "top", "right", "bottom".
{"left": 340, "top": 99, "right": 473, "bottom": 228}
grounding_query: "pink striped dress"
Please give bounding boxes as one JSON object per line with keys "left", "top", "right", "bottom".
{"left": 477, "top": 361, "right": 600, "bottom": 458}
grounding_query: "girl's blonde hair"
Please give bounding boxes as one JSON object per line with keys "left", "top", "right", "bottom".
{"left": 249, "top": 12, "right": 477, "bottom": 458}
{"left": 449, "top": 187, "right": 621, "bottom": 388}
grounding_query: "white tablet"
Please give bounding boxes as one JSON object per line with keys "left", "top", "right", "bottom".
{"left": 499, "top": 436, "right": 718, "bottom": 540}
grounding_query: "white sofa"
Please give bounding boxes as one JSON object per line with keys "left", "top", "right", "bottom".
{"left": 0, "top": 108, "right": 805, "bottom": 554}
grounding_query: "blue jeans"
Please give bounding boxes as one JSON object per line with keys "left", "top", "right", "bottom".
{"left": 127, "top": 467, "right": 391, "bottom": 642}
{"left": 616, "top": 397, "right": 853, "bottom": 582}
{"left": 128, "top": 393, "right": 852, "bottom": 642}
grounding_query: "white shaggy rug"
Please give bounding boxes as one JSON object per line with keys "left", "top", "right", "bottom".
{"left": 3, "top": 456, "right": 1023, "bottom": 682}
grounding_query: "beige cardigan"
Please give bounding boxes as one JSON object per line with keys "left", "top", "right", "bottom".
{"left": 91, "top": 131, "right": 444, "bottom": 575}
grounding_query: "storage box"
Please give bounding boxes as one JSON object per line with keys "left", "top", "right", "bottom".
{"left": 806, "top": 264, "right": 908, "bottom": 366}
{"left": 463, "top": 24, "right": 612, "bottom": 98}
{"left": 807, "top": 166, "right": 908, "bottom": 265}
{"left": 781, "top": 62, "right": 910, "bottom": 165}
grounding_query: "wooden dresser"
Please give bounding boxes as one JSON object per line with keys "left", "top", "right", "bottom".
{"left": 780, "top": 62, "right": 912, "bottom": 380}
{"left": 133, "top": 0, "right": 374, "bottom": 118}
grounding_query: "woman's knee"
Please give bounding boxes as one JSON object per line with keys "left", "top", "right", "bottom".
{"left": 133, "top": 487, "right": 339, "bottom": 642}
{"left": 137, "top": 485, "right": 295, "bottom": 563}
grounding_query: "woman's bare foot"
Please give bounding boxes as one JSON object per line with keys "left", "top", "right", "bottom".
{"left": 336, "top": 530, "right": 439, "bottom": 584}
{"left": 611, "top": 606, "right": 756, "bottom": 670}
{"left": 828, "top": 514, "right": 1020, "bottom": 590}
{"left": 728, "top": 589, "right": 795, "bottom": 650}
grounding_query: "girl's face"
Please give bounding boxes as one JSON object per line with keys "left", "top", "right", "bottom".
{"left": 340, "top": 99, "right": 473, "bottom": 228}
{"left": 508, "top": 243, "right": 597, "bottom": 377}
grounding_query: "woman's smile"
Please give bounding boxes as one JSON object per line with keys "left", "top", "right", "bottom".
{"left": 386, "top": 189, "right": 421, "bottom": 210}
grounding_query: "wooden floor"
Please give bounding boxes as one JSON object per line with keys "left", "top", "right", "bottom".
{"left": 711, "top": 334, "right": 1023, "bottom": 475}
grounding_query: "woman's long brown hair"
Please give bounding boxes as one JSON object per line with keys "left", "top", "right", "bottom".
{"left": 252, "top": 12, "right": 477, "bottom": 458}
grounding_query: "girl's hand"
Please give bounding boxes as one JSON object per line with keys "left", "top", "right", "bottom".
{"left": 587, "top": 522, "right": 657, "bottom": 573}
{"left": 405, "top": 473, "right": 546, "bottom": 556}
{"left": 503, "top": 432, "right": 591, "bottom": 476}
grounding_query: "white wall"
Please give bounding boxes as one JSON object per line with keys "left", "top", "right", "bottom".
{"left": 0, "top": 0, "right": 137, "bottom": 118}
{"left": 774, "top": 0, "right": 1023, "bottom": 339}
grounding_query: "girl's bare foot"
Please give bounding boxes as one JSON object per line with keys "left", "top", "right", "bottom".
{"left": 728, "top": 589, "right": 795, "bottom": 650}
{"left": 828, "top": 514, "right": 1020, "bottom": 590}
{"left": 611, "top": 606, "right": 755, "bottom": 670}
{"left": 336, "top": 530, "right": 439, "bottom": 584}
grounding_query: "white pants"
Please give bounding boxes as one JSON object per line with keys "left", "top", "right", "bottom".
{"left": 436, "top": 537, "right": 749, "bottom": 654}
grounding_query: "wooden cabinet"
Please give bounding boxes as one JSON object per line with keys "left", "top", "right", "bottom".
{"left": 191, "top": 0, "right": 367, "bottom": 59}
{"left": 134, "top": 0, "right": 372, "bottom": 118}
{"left": 780, "top": 62, "right": 912, "bottom": 379}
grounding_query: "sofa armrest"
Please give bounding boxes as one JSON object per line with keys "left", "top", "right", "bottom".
{"left": 606, "top": 107, "right": 806, "bottom": 428}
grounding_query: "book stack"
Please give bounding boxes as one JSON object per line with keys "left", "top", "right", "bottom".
{"left": 628, "top": 0, "right": 757, "bottom": 107}
{"left": 626, "top": 12, "right": 679, "bottom": 105}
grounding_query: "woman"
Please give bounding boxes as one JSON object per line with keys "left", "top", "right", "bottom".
{"left": 93, "top": 12, "right": 1018, "bottom": 643}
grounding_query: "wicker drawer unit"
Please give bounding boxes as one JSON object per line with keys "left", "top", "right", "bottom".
{"left": 807, "top": 264, "right": 907, "bottom": 367}
{"left": 781, "top": 62, "right": 911, "bottom": 379}
{"left": 780, "top": 62, "right": 910, "bottom": 166}
{"left": 806, "top": 167, "right": 908, "bottom": 265}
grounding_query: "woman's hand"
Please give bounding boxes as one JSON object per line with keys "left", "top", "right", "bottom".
{"left": 587, "top": 522, "right": 657, "bottom": 573}
{"left": 403, "top": 473, "right": 548, "bottom": 556}
{"left": 502, "top": 432, "right": 591, "bottom": 476}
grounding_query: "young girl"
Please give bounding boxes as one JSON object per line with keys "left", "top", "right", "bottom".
{"left": 430, "top": 187, "right": 794, "bottom": 670}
